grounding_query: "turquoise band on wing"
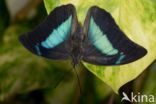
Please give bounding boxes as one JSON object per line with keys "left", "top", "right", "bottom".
{"left": 35, "top": 43, "right": 41, "bottom": 55}
{"left": 41, "top": 15, "right": 72, "bottom": 48}
{"left": 88, "top": 17, "right": 118, "bottom": 55}
{"left": 115, "top": 52, "right": 125, "bottom": 64}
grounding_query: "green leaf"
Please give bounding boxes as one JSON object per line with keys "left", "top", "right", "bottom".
{"left": 44, "top": 0, "right": 156, "bottom": 93}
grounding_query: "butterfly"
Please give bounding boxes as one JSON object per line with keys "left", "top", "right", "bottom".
{"left": 19, "top": 4, "right": 147, "bottom": 68}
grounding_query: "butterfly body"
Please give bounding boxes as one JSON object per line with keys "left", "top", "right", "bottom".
{"left": 19, "top": 4, "right": 147, "bottom": 67}
{"left": 69, "top": 24, "right": 83, "bottom": 67}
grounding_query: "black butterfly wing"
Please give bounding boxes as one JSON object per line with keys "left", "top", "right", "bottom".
{"left": 19, "top": 4, "right": 79, "bottom": 60}
{"left": 82, "top": 6, "right": 147, "bottom": 65}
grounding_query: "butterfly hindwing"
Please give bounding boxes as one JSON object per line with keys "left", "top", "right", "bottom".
{"left": 19, "top": 4, "right": 78, "bottom": 60}
{"left": 82, "top": 6, "right": 147, "bottom": 65}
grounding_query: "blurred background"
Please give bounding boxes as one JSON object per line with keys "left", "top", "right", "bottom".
{"left": 0, "top": 0, "right": 156, "bottom": 104}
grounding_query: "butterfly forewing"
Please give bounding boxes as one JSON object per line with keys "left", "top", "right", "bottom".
{"left": 82, "top": 6, "right": 147, "bottom": 65}
{"left": 19, "top": 4, "right": 147, "bottom": 66}
{"left": 19, "top": 4, "right": 79, "bottom": 60}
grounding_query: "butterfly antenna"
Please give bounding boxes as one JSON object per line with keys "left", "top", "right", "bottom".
{"left": 73, "top": 66, "right": 82, "bottom": 95}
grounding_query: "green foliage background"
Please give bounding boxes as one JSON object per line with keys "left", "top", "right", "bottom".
{"left": 0, "top": 0, "right": 156, "bottom": 103}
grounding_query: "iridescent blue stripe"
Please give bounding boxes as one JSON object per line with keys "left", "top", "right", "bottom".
{"left": 116, "top": 52, "right": 125, "bottom": 64}
{"left": 89, "top": 17, "right": 118, "bottom": 55}
{"left": 41, "top": 15, "right": 72, "bottom": 48}
{"left": 35, "top": 44, "right": 41, "bottom": 55}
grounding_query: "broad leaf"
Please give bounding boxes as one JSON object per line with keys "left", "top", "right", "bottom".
{"left": 44, "top": 0, "right": 156, "bottom": 93}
